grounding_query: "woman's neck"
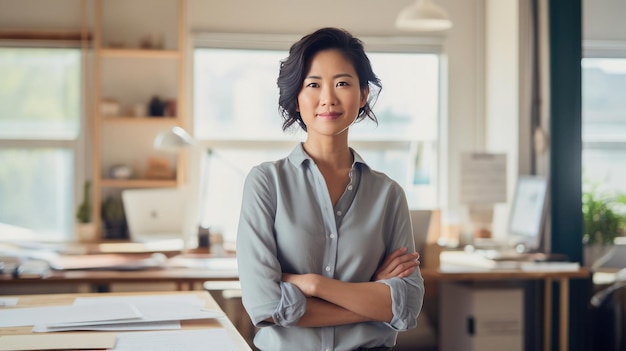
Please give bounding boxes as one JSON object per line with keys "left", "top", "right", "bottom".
{"left": 303, "top": 137, "right": 352, "bottom": 170}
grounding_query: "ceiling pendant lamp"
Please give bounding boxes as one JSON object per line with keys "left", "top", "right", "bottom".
{"left": 395, "top": 0, "right": 453, "bottom": 32}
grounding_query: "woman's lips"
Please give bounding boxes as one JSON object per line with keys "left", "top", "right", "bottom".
{"left": 317, "top": 111, "right": 341, "bottom": 119}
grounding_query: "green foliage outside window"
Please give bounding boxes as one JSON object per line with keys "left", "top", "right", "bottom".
{"left": 582, "top": 179, "right": 626, "bottom": 246}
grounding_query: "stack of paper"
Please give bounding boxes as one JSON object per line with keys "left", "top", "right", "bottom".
{"left": 439, "top": 250, "right": 521, "bottom": 271}
{"left": 519, "top": 261, "right": 580, "bottom": 272}
{"left": 0, "top": 295, "right": 221, "bottom": 332}
{"left": 0, "top": 295, "right": 243, "bottom": 351}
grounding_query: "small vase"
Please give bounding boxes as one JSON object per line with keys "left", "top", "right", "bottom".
{"left": 76, "top": 222, "right": 98, "bottom": 242}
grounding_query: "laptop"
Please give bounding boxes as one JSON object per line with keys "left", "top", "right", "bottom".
{"left": 121, "top": 188, "right": 186, "bottom": 246}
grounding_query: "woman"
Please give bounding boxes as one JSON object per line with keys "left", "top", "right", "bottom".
{"left": 237, "top": 27, "right": 424, "bottom": 351}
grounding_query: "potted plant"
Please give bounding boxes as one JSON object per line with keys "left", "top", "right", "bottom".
{"left": 75, "top": 180, "right": 98, "bottom": 242}
{"left": 582, "top": 180, "right": 626, "bottom": 266}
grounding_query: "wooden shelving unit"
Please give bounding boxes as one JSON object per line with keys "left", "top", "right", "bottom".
{"left": 91, "top": 0, "right": 187, "bottom": 240}
{"left": 99, "top": 179, "right": 179, "bottom": 188}
{"left": 100, "top": 116, "right": 181, "bottom": 125}
{"left": 100, "top": 48, "right": 180, "bottom": 59}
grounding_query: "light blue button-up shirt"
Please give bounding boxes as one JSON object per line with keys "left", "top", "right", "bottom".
{"left": 236, "top": 143, "right": 424, "bottom": 351}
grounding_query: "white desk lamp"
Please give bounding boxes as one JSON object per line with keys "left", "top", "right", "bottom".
{"left": 153, "top": 126, "right": 195, "bottom": 150}
{"left": 153, "top": 126, "right": 201, "bottom": 250}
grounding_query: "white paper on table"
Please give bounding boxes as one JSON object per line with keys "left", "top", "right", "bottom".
{"left": 0, "top": 302, "right": 141, "bottom": 328}
{"left": 33, "top": 320, "right": 181, "bottom": 333}
{"left": 71, "top": 295, "right": 222, "bottom": 322}
{"left": 0, "top": 297, "right": 18, "bottom": 307}
{"left": 108, "top": 329, "right": 239, "bottom": 351}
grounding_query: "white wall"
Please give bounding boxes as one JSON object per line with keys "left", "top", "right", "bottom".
{"left": 484, "top": 0, "right": 519, "bottom": 239}
{"left": 583, "top": 0, "right": 626, "bottom": 41}
{"left": 0, "top": 0, "right": 82, "bottom": 29}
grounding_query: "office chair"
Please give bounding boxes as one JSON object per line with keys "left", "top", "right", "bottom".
{"left": 588, "top": 268, "right": 626, "bottom": 351}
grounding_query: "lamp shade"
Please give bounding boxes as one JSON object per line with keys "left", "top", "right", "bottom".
{"left": 395, "top": 0, "right": 453, "bottom": 32}
{"left": 153, "top": 126, "right": 195, "bottom": 151}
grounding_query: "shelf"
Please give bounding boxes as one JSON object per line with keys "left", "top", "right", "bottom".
{"left": 100, "top": 179, "right": 178, "bottom": 188}
{"left": 91, "top": 0, "right": 187, "bottom": 240}
{"left": 101, "top": 116, "right": 180, "bottom": 124}
{"left": 100, "top": 48, "right": 180, "bottom": 59}
{"left": 0, "top": 29, "right": 92, "bottom": 41}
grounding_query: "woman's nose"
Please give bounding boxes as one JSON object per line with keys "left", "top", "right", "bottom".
{"left": 320, "top": 86, "right": 337, "bottom": 106}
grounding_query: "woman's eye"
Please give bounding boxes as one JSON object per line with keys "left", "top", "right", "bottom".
{"left": 337, "top": 81, "right": 349, "bottom": 87}
{"left": 306, "top": 82, "right": 319, "bottom": 88}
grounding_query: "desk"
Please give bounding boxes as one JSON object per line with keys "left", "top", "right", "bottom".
{"left": 0, "top": 290, "right": 252, "bottom": 350}
{"left": 0, "top": 242, "right": 239, "bottom": 292}
{"left": 0, "top": 252, "right": 239, "bottom": 292}
{"left": 0, "top": 266, "right": 238, "bottom": 292}
{"left": 421, "top": 267, "right": 590, "bottom": 351}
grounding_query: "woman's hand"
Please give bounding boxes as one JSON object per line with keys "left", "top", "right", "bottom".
{"left": 282, "top": 273, "right": 320, "bottom": 297}
{"left": 373, "top": 247, "right": 420, "bottom": 281}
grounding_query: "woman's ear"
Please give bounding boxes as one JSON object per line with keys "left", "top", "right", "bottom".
{"left": 360, "top": 86, "right": 370, "bottom": 108}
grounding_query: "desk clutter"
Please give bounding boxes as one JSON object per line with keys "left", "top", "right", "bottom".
{"left": 0, "top": 241, "right": 238, "bottom": 279}
{"left": 439, "top": 249, "right": 581, "bottom": 272}
{"left": 0, "top": 292, "right": 247, "bottom": 351}
{"left": 0, "top": 294, "right": 219, "bottom": 331}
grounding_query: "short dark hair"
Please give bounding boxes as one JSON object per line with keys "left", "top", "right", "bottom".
{"left": 277, "top": 27, "right": 382, "bottom": 132}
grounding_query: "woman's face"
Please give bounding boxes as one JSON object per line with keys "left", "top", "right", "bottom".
{"left": 297, "top": 49, "right": 368, "bottom": 139}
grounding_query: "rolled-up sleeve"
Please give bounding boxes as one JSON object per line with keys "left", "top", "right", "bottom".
{"left": 271, "top": 282, "right": 307, "bottom": 326}
{"left": 375, "top": 181, "right": 425, "bottom": 331}
{"left": 378, "top": 272, "right": 425, "bottom": 331}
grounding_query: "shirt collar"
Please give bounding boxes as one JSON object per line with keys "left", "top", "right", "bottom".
{"left": 287, "top": 143, "right": 370, "bottom": 170}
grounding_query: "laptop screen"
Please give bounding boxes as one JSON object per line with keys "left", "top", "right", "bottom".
{"left": 507, "top": 175, "right": 548, "bottom": 252}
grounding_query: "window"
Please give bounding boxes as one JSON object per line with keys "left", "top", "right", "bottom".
{"left": 582, "top": 56, "right": 626, "bottom": 195}
{"left": 0, "top": 47, "right": 82, "bottom": 241}
{"left": 193, "top": 34, "right": 443, "bottom": 243}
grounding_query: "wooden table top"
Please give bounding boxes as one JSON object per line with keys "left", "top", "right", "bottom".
{"left": 0, "top": 290, "right": 252, "bottom": 350}
{"left": 0, "top": 266, "right": 239, "bottom": 285}
{"left": 420, "top": 267, "right": 590, "bottom": 281}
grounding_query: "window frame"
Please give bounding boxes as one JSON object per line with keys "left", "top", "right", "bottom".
{"left": 0, "top": 40, "right": 87, "bottom": 241}
{"left": 582, "top": 39, "right": 626, "bottom": 147}
{"left": 190, "top": 33, "right": 448, "bottom": 242}
{"left": 191, "top": 34, "right": 447, "bottom": 158}
{"left": 581, "top": 40, "right": 626, "bottom": 197}
{"left": 581, "top": 40, "right": 626, "bottom": 143}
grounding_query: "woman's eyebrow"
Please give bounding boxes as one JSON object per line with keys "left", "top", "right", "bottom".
{"left": 305, "top": 73, "right": 355, "bottom": 80}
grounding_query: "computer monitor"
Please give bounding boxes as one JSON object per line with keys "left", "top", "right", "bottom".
{"left": 507, "top": 175, "right": 548, "bottom": 253}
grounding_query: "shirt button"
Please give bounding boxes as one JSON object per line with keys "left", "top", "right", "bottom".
{"left": 336, "top": 210, "right": 342, "bottom": 216}
{"left": 348, "top": 185, "right": 353, "bottom": 191}
{"left": 329, "top": 233, "right": 335, "bottom": 239}
{"left": 325, "top": 266, "right": 331, "bottom": 272}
